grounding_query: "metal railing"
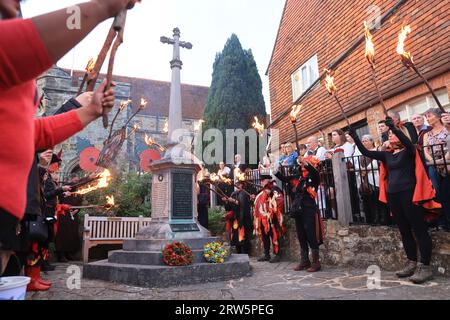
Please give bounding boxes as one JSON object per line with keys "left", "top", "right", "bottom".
{"left": 344, "top": 155, "right": 391, "bottom": 225}
{"left": 244, "top": 162, "right": 338, "bottom": 221}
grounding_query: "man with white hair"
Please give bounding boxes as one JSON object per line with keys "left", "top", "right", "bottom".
{"left": 306, "top": 136, "right": 326, "bottom": 161}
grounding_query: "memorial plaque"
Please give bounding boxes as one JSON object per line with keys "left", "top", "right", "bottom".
{"left": 169, "top": 223, "right": 200, "bottom": 232}
{"left": 171, "top": 171, "right": 193, "bottom": 219}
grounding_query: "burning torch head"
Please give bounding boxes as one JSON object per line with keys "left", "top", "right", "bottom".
{"left": 396, "top": 24, "right": 414, "bottom": 66}
{"left": 323, "top": 69, "right": 336, "bottom": 95}
{"left": 363, "top": 21, "right": 375, "bottom": 67}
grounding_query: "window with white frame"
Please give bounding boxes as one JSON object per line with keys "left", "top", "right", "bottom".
{"left": 391, "top": 88, "right": 450, "bottom": 122}
{"left": 291, "top": 54, "right": 319, "bottom": 102}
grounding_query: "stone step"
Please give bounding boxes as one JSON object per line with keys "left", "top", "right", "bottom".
{"left": 108, "top": 247, "right": 231, "bottom": 266}
{"left": 123, "top": 237, "right": 223, "bottom": 251}
{"left": 83, "top": 254, "right": 251, "bottom": 288}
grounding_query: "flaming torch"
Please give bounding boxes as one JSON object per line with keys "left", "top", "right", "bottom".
{"left": 252, "top": 116, "right": 272, "bottom": 161}
{"left": 163, "top": 119, "right": 169, "bottom": 134}
{"left": 364, "top": 21, "right": 388, "bottom": 116}
{"left": 289, "top": 104, "right": 302, "bottom": 152}
{"left": 77, "top": 58, "right": 96, "bottom": 96}
{"left": 70, "top": 195, "right": 116, "bottom": 211}
{"left": 125, "top": 123, "right": 140, "bottom": 140}
{"left": 108, "top": 99, "right": 132, "bottom": 139}
{"left": 73, "top": 169, "right": 112, "bottom": 195}
{"left": 123, "top": 97, "right": 148, "bottom": 129}
{"left": 144, "top": 133, "right": 166, "bottom": 152}
{"left": 324, "top": 68, "right": 351, "bottom": 126}
{"left": 396, "top": 24, "right": 445, "bottom": 112}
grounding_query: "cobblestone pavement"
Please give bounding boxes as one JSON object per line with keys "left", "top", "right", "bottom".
{"left": 27, "top": 259, "right": 450, "bottom": 300}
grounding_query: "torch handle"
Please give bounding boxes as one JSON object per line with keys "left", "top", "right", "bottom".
{"left": 411, "top": 64, "right": 446, "bottom": 113}
{"left": 333, "top": 95, "right": 351, "bottom": 127}
{"left": 113, "top": 10, "right": 127, "bottom": 31}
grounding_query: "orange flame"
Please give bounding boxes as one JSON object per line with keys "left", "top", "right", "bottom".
{"left": 139, "top": 97, "right": 148, "bottom": 110}
{"left": 106, "top": 195, "right": 115, "bottom": 206}
{"left": 323, "top": 68, "right": 336, "bottom": 95}
{"left": 237, "top": 172, "right": 246, "bottom": 182}
{"left": 163, "top": 119, "right": 169, "bottom": 133}
{"left": 144, "top": 133, "right": 165, "bottom": 152}
{"left": 75, "top": 169, "right": 112, "bottom": 195}
{"left": 133, "top": 123, "right": 140, "bottom": 131}
{"left": 364, "top": 21, "right": 375, "bottom": 66}
{"left": 252, "top": 116, "right": 265, "bottom": 135}
{"left": 396, "top": 24, "right": 413, "bottom": 63}
{"left": 85, "top": 58, "right": 96, "bottom": 73}
{"left": 119, "top": 99, "right": 132, "bottom": 111}
{"left": 289, "top": 105, "right": 302, "bottom": 123}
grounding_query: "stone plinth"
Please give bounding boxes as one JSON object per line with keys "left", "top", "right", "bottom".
{"left": 83, "top": 149, "right": 252, "bottom": 287}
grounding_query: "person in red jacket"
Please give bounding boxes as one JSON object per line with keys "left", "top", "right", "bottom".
{"left": 0, "top": 0, "right": 139, "bottom": 281}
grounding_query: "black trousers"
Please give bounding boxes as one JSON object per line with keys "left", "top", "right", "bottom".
{"left": 388, "top": 188, "right": 432, "bottom": 265}
{"left": 294, "top": 206, "right": 319, "bottom": 254}
{"left": 197, "top": 204, "right": 209, "bottom": 229}
{"left": 260, "top": 220, "right": 281, "bottom": 256}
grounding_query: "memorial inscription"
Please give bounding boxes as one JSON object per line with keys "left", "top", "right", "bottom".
{"left": 171, "top": 172, "right": 193, "bottom": 219}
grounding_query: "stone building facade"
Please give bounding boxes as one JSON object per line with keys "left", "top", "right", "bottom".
{"left": 266, "top": 0, "right": 450, "bottom": 147}
{"left": 37, "top": 66, "right": 208, "bottom": 179}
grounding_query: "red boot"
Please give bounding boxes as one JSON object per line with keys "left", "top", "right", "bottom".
{"left": 25, "top": 266, "right": 51, "bottom": 292}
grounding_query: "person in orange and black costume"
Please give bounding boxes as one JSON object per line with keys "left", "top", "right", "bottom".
{"left": 253, "top": 175, "right": 285, "bottom": 263}
{"left": 349, "top": 117, "right": 439, "bottom": 284}
{"left": 275, "top": 154, "right": 324, "bottom": 272}
{"left": 222, "top": 180, "right": 252, "bottom": 254}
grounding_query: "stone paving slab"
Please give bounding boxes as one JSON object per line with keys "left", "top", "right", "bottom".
{"left": 26, "top": 258, "right": 450, "bottom": 300}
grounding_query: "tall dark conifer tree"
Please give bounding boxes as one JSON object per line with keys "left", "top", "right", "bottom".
{"left": 203, "top": 34, "right": 266, "bottom": 166}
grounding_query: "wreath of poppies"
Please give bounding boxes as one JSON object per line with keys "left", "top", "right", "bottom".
{"left": 162, "top": 242, "right": 193, "bottom": 266}
{"left": 203, "top": 241, "right": 228, "bottom": 264}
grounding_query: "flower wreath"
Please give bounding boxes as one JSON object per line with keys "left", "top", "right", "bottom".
{"left": 162, "top": 242, "right": 193, "bottom": 266}
{"left": 203, "top": 241, "right": 228, "bottom": 264}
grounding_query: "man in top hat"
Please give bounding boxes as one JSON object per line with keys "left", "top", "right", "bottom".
{"left": 253, "top": 173, "right": 285, "bottom": 263}
{"left": 275, "top": 154, "right": 324, "bottom": 272}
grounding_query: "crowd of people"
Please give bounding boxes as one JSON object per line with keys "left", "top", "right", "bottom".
{"left": 0, "top": 0, "right": 139, "bottom": 292}
{"left": 200, "top": 107, "right": 449, "bottom": 285}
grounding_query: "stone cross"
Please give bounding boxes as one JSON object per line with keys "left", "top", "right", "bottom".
{"left": 160, "top": 28, "right": 193, "bottom": 142}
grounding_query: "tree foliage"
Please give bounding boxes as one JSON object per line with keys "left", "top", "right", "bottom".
{"left": 203, "top": 34, "right": 266, "bottom": 165}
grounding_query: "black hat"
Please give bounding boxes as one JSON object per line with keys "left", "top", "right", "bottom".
{"left": 50, "top": 153, "right": 62, "bottom": 164}
{"left": 260, "top": 174, "right": 272, "bottom": 180}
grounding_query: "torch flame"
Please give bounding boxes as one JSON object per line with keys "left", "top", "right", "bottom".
{"left": 144, "top": 133, "right": 165, "bottom": 152}
{"left": 144, "top": 133, "right": 155, "bottom": 146}
{"left": 139, "top": 97, "right": 148, "bottom": 110}
{"left": 75, "top": 169, "right": 112, "bottom": 195}
{"left": 396, "top": 24, "right": 413, "bottom": 63}
{"left": 133, "top": 123, "right": 140, "bottom": 131}
{"left": 85, "top": 58, "right": 96, "bottom": 73}
{"left": 364, "top": 21, "right": 375, "bottom": 66}
{"left": 119, "top": 99, "right": 132, "bottom": 111}
{"left": 289, "top": 105, "right": 302, "bottom": 123}
{"left": 252, "top": 116, "right": 265, "bottom": 135}
{"left": 163, "top": 120, "right": 169, "bottom": 133}
{"left": 106, "top": 195, "right": 115, "bottom": 206}
{"left": 237, "top": 172, "right": 246, "bottom": 182}
{"left": 323, "top": 68, "right": 336, "bottom": 95}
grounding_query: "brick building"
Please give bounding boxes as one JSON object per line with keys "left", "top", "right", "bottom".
{"left": 37, "top": 66, "right": 208, "bottom": 179}
{"left": 267, "top": 0, "right": 450, "bottom": 148}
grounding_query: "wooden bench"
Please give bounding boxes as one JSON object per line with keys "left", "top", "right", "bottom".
{"left": 82, "top": 215, "right": 152, "bottom": 263}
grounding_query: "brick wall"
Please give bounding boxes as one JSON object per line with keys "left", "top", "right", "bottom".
{"left": 268, "top": 0, "right": 450, "bottom": 146}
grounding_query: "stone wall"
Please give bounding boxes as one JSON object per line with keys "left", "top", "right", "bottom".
{"left": 251, "top": 220, "right": 450, "bottom": 277}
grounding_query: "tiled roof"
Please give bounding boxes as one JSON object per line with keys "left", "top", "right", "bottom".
{"left": 68, "top": 69, "right": 209, "bottom": 119}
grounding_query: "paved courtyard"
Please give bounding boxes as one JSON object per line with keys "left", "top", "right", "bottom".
{"left": 26, "top": 258, "right": 450, "bottom": 300}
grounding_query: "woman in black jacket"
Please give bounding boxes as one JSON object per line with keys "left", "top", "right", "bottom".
{"left": 275, "top": 155, "right": 322, "bottom": 272}
{"left": 349, "top": 118, "right": 433, "bottom": 284}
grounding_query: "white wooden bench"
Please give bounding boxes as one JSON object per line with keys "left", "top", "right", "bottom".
{"left": 82, "top": 214, "right": 152, "bottom": 263}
